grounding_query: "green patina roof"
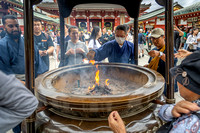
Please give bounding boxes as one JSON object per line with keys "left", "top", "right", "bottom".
{"left": 4, "top": 0, "right": 59, "bottom": 24}
{"left": 126, "top": 1, "right": 200, "bottom": 24}
{"left": 125, "top": 7, "right": 165, "bottom": 24}
{"left": 174, "top": 1, "right": 200, "bottom": 16}
{"left": 138, "top": 8, "right": 165, "bottom": 21}
{"left": 6, "top": 0, "right": 23, "bottom": 7}
{"left": 13, "top": 7, "right": 60, "bottom": 24}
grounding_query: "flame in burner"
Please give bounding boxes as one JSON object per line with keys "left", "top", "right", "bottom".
{"left": 95, "top": 70, "right": 100, "bottom": 86}
{"left": 88, "top": 64, "right": 110, "bottom": 93}
{"left": 88, "top": 84, "right": 95, "bottom": 91}
{"left": 89, "top": 60, "right": 95, "bottom": 65}
{"left": 105, "top": 79, "right": 109, "bottom": 86}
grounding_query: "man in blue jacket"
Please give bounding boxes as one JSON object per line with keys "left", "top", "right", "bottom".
{"left": 0, "top": 15, "right": 48, "bottom": 78}
{"left": 0, "top": 15, "right": 48, "bottom": 133}
{"left": 87, "top": 25, "right": 135, "bottom": 64}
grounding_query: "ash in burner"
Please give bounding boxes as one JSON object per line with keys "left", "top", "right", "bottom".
{"left": 87, "top": 85, "right": 112, "bottom": 95}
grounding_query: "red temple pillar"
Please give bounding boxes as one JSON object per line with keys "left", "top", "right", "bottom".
{"left": 85, "top": 10, "right": 90, "bottom": 32}
{"left": 101, "top": 10, "right": 105, "bottom": 30}
{"left": 102, "top": 17, "right": 104, "bottom": 29}
{"left": 87, "top": 17, "right": 90, "bottom": 32}
{"left": 143, "top": 21, "right": 146, "bottom": 30}
{"left": 114, "top": 11, "right": 119, "bottom": 27}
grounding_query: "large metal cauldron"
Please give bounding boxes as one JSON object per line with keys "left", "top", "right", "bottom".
{"left": 35, "top": 63, "right": 164, "bottom": 122}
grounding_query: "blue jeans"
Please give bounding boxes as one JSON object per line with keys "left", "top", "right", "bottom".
{"left": 183, "top": 43, "right": 188, "bottom": 50}
{"left": 197, "top": 47, "right": 200, "bottom": 50}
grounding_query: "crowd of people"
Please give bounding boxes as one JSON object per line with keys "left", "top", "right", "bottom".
{"left": 0, "top": 14, "right": 200, "bottom": 133}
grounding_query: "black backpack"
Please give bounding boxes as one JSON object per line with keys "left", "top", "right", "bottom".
{"left": 142, "top": 34, "right": 146, "bottom": 44}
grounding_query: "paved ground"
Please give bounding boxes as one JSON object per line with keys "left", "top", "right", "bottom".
{"left": 7, "top": 45, "right": 184, "bottom": 133}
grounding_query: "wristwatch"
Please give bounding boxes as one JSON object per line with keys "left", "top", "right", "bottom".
{"left": 159, "top": 52, "right": 163, "bottom": 57}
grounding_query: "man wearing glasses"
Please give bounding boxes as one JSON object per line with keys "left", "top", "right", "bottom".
{"left": 144, "top": 28, "right": 177, "bottom": 95}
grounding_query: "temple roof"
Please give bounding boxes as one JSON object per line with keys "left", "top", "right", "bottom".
{"left": 1, "top": 0, "right": 23, "bottom": 8}
{"left": 125, "top": 2, "right": 186, "bottom": 24}
{"left": 125, "top": 7, "right": 165, "bottom": 24}
{"left": 157, "top": 1, "right": 200, "bottom": 19}
{"left": 174, "top": 1, "right": 200, "bottom": 16}
{"left": 36, "top": 2, "right": 151, "bottom": 17}
{"left": 11, "top": 7, "right": 60, "bottom": 24}
{"left": 37, "top": 2, "right": 151, "bottom": 10}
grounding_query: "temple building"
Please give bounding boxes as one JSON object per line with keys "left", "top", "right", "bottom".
{"left": 36, "top": 2, "right": 151, "bottom": 32}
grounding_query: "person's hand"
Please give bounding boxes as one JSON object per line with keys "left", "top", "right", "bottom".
{"left": 65, "top": 48, "right": 75, "bottom": 55}
{"left": 39, "top": 50, "right": 46, "bottom": 56}
{"left": 193, "top": 42, "right": 198, "bottom": 45}
{"left": 174, "top": 25, "right": 178, "bottom": 30}
{"left": 108, "top": 111, "right": 126, "bottom": 133}
{"left": 143, "top": 64, "right": 149, "bottom": 67}
{"left": 87, "top": 50, "right": 96, "bottom": 60}
{"left": 148, "top": 50, "right": 160, "bottom": 57}
{"left": 43, "top": 50, "right": 48, "bottom": 56}
{"left": 172, "top": 100, "right": 200, "bottom": 118}
{"left": 76, "top": 48, "right": 85, "bottom": 54}
{"left": 20, "top": 80, "right": 25, "bottom": 85}
{"left": 174, "top": 49, "right": 192, "bottom": 58}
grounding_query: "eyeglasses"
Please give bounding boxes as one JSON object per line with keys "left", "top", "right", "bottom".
{"left": 7, "top": 24, "right": 19, "bottom": 28}
{"left": 151, "top": 36, "right": 161, "bottom": 40}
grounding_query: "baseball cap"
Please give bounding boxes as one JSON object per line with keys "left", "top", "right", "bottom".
{"left": 151, "top": 28, "right": 165, "bottom": 38}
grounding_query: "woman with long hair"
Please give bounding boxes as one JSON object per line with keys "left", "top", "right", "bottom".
{"left": 88, "top": 26, "right": 102, "bottom": 50}
{"left": 186, "top": 28, "right": 198, "bottom": 52}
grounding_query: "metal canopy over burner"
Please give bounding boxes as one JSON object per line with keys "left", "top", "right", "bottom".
{"left": 35, "top": 63, "right": 164, "bottom": 120}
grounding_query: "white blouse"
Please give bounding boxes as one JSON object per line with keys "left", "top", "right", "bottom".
{"left": 88, "top": 39, "right": 101, "bottom": 50}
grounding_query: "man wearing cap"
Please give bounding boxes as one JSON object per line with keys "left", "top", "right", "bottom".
{"left": 158, "top": 51, "right": 200, "bottom": 132}
{"left": 145, "top": 28, "right": 177, "bottom": 78}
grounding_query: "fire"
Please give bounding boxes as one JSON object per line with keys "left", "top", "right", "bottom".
{"left": 88, "top": 63, "right": 110, "bottom": 93}
{"left": 95, "top": 70, "right": 100, "bottom": 86}
{"left": 88, "top": 84, "right": 95, "bottom": 91}
{"left": 105, "top": 79, "right": 109, "bottom": 86}
{"left": 89, "top": 60, "right": 95, "bottom": 65}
